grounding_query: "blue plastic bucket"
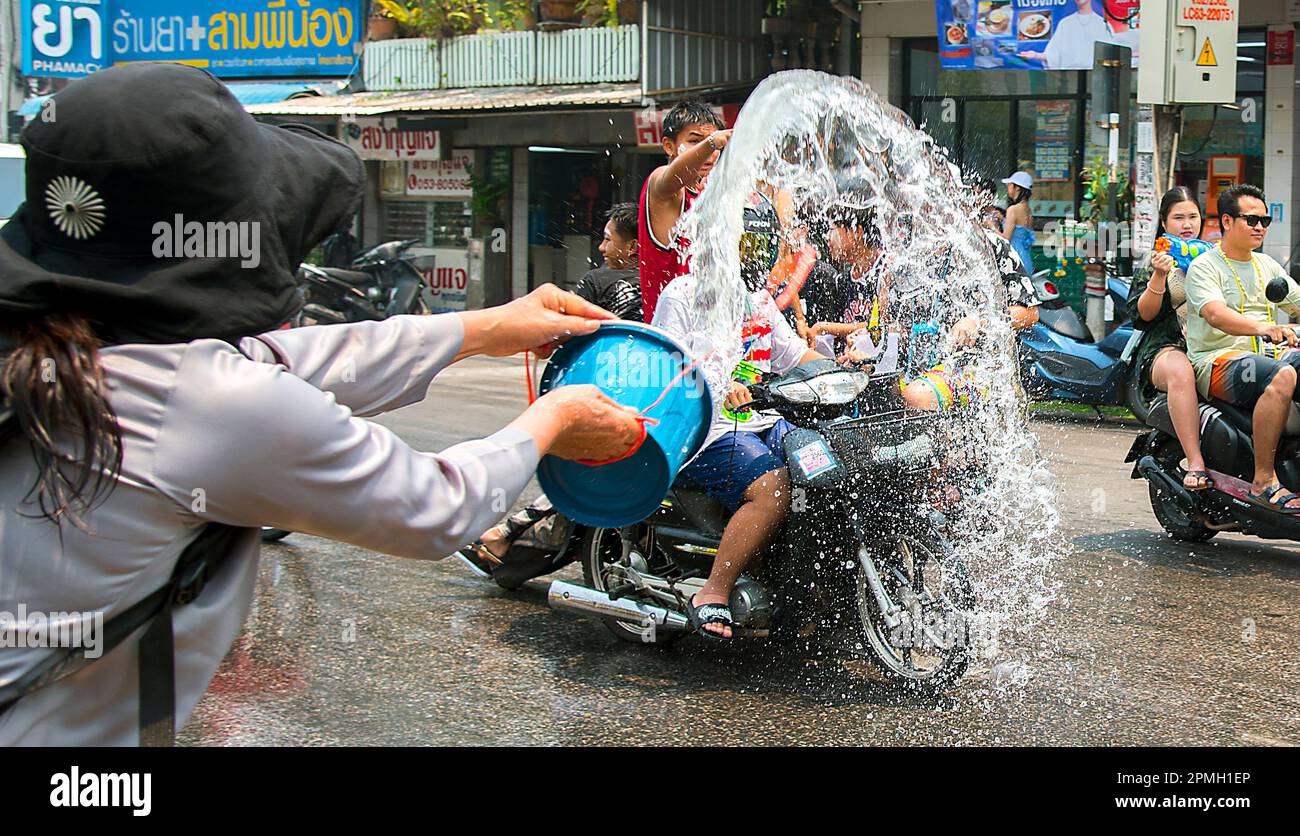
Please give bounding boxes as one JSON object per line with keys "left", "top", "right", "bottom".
{"left": 536, "top": 322, "right": 712, "bottom": 528}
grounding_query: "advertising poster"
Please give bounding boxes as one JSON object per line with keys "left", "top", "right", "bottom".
{"left": 407, "top": 152, "right": 473, "bottom": 199}
{"left": 1034, "top": 101, "right": 1072, "bottom": 181}
{"left": 22, "top": 0, "right": 362, "bottom": 79}
{"left": 935, "top": 0, "right": 1140, "bottom": 70}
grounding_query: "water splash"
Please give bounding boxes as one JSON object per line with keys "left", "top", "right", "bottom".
{"left": 674, "top": 70, "right": 1062, "bottom": 685}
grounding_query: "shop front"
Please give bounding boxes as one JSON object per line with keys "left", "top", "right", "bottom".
{"left": 377, "top": 150, "right": 475, "bottom": 315}
{"left": 902, "top": 30, "right": 1269, "bottom": 307}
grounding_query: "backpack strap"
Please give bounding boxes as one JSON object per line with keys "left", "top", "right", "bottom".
{"left": 0, "top": 522, "right": 245, "bottom": 745}
{"left": 0, "top": 336, "right": 258, "bottom": 745}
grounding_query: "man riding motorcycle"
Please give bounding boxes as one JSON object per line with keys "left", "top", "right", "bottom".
{"left": 651, "top": 191, "right": 824, "bottom": 639}
{"left": 1184, "top": 184, "right": 1300, "bottom": 512}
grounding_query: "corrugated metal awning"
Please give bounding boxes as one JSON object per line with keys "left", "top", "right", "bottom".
{"left": 244, "top": 82, "right": 643, "bottom": 117}
{"left": 18, "top": 81, "right": 326, "bottom": 117}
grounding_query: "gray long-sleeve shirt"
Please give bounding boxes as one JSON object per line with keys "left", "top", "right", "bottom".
{"left": 0, "top": 314, "right": 537, "bottom": 745}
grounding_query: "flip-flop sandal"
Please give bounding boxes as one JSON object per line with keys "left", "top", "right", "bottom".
{"left": 453, "top": 540, "right": 504, "bottom": 577}
{"left": 687, "top": 596, "right": 735, "bottom": 642}
{"left": 1182, "top": 470, "right": 1212, "bottom": 491}
{"left": 1246, "top": 485, "right": 1300, "bottom": 515}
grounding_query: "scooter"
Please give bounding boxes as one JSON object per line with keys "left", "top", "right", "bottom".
{"left": 1018, "top": 272, "right": 1149, "bottom": 420}
{"left": 1127, "top": 275, "right": 1300, "bottom": 542}
{"left": 296, "top": 239, "right": 428, "bottom": 325}
{"left": 547, "top": 359, "right": 974, "bottom": 692}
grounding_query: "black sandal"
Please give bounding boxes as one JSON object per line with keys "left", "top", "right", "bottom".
{"left": 1246, "top": 484, "right": 1300, "bottom": 514}
{"left": 1182, "top": 470, "right": 1212, "bottom": 491}
{"left": 453, "top": 540, "right": 504, "bottom": 577}
{"left": 687, "top": 596, "right": 734, "bottom": 641}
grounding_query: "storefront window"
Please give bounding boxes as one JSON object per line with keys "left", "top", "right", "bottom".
{"left": 382, "top": 201, "right": 471, "bottom": 247}
{"left": 908, "top": 42, "right": 1080, "bottom": 97}
{"left": 907, "top": 39, "right": 1087, "bottom": 222}
{"left": 906, "top": 30, "right": 1267, "bottom": 226}
{"left": 1017, "top": 100, "right": 1079, "bottom": 219}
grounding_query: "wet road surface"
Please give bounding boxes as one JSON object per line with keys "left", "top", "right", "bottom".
{"left": 180, "top": 355, "right": 1300, "bottom": 746}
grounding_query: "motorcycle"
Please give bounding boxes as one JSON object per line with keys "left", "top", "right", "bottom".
{"left": 296, "top": 239, "right": 429, "bottom": 326}
{"left": 1018, "top": 272, "right": 1150, "bottom": 420}
{"left": 547, "top": 359, "right": 975, "bottom": 691}
{"left": 1127, "top": 275, "right": 1300, "bottom": 542}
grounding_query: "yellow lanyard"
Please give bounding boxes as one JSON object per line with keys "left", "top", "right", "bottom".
{"left": 1215, "top": 244, "right": 1276, "bottom": 358}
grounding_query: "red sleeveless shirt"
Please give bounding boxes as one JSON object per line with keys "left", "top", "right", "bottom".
{"left": 638, "top": 176, "right": 698, "bottom": 320}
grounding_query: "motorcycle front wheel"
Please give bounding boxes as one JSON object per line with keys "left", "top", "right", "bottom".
{"left": 851, "top": 528, "right": 973, "bottom": 693}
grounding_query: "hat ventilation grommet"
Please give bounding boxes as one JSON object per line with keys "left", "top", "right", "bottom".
{"left": 45, "top": 175, "right": 107, "bottom": 241}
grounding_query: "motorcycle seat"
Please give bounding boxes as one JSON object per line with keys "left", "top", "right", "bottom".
{"left": 1206, "top": 397, "right": 1300, "bottom": 437}
{"left": 668, "top": 487, "right": 728, "bottom": 538}
{"left": 319, "top": 267, "right": 373, "bottom": 286}
{"left": 1038, "top": 306, "right": 1093, "bottom": 342}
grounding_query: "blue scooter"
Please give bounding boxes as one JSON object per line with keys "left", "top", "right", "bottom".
{"left": 1017, "top": 272, "right": 1149, "bottom": 421}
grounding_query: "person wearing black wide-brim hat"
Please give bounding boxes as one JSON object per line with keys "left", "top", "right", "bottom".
{"left": 0, "top": 63, "right": 641, "bottom": 745}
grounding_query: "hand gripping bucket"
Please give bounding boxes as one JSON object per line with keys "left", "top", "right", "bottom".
{"left": 537, "top": 322, "right": 712, "bottom": 528}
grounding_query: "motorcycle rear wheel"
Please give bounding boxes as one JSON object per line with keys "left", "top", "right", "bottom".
{"left": 851, "top": 528, "right": 972, "bottom": 693}
{"left": 1124, "top": 372, "right": 1153, "bottom": 424}
{"left": 1148, "top": 436, "right": 1218, "bottom": 542}
{"left": 580, "top": 526, "right": 683, "bottom": 646}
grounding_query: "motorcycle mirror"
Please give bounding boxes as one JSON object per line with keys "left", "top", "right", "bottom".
{"left": 1266, "top": 276, "right": 1291, "bottom": 304}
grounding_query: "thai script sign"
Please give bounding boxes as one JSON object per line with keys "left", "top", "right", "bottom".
{"left": 22, "top": 0, "right": 362, "bottom": 79}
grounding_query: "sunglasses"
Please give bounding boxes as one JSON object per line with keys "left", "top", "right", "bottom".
{"left": 1228, "top": 213, "right": 1273, "bottom": 228}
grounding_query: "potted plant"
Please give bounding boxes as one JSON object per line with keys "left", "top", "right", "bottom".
{"left": 369, "top": 2, "right": 399, "bottom": 40}
{"left": 539, "top": 0, "right": 583, "bottom": 27}
{"left": 373, "top": 0, "right": 424, "bottom": 38}
{"left": 497, "top": 0, "right": 535, "bottom": 30}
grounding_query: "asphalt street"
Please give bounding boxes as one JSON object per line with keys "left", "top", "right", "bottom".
{"left": 179, "top": 354, "right": 1300, "bottom": 746}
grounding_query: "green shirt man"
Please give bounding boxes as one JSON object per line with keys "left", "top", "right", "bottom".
{"left": 1184, "top": 247, "right": 1300, "bottom": 397}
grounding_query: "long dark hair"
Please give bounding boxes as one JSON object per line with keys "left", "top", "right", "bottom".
{"left": 1154, "top": 185, "right": 1202, "bottom": 247}
{"left": 1, "top": 314, "right": 123, "bottom": 527}
{"left": 1008, "top": 184, "right": 1032, "bottom": 206}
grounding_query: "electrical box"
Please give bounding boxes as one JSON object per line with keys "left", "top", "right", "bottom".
{"left": 1137, "top": 0, "right": 1240, "bottom": 105}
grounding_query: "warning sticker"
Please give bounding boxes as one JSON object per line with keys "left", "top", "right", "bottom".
{"left": 1197, "top": 37, "right": 1218, "bottom": 66}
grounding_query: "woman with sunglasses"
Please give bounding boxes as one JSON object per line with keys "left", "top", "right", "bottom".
{"left": 1125, "top": 186, "right": 1211, "bottom": 490}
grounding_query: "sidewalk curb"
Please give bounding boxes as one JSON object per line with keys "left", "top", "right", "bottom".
{"left": 1029, "top": 410, "right": 1143, "bottom": 429}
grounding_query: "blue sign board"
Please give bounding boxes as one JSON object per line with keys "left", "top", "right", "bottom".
{"left": 22, "top": 0, "right": 362, "bottom": 79}
{"left": 935, "top": 0, "right": 1141, "bottom": 70}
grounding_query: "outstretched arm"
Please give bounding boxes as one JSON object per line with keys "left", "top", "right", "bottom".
{"left": 650, "top": 130, "right": 732, "bottom": 198}
{"left": 242, "top": 285, "right": 616, "bottom": 416}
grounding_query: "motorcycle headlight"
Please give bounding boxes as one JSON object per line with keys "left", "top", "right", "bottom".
{"left": 776, "top": 371, "right": 871, "bottom": 404}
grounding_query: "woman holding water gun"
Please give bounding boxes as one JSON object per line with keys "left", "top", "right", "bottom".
{"left": 1126, "top": 186, "right": 1213, "bottom": 490}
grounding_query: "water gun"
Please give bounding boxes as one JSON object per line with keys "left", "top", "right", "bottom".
{"left": 766, "top": 243, "right": 817, "bottom": 311}
{"left": 721, "top": 360, "right": 763, "bottom": 422}
{"left": 1154, "top": 234, "right": 1212, "bottom": 273}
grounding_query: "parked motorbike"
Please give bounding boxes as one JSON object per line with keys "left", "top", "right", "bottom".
{"left": 1018, "top": 272, "right": 1149, "bottom": 420}
{"left": 547, "top": 359, "right": 974, "bottom": 691}
{"left": 296, "top": 239, "right": 429, "bottom": 325}
{"left": 1127, "top": 275, "right": 1300, "bottom": 542}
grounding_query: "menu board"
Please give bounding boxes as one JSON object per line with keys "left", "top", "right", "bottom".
{"left": 935, "top": 0, "right": 1141, "bottom": 70}
{"left": 1034, "top": 101, "right": 1072, "bottom": 182}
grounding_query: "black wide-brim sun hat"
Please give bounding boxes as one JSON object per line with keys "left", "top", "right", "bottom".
{"left": 0, "top": 63, "right": 364, "bottom": 344}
